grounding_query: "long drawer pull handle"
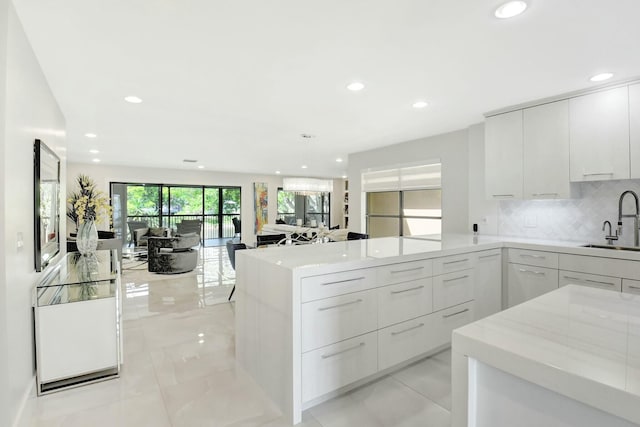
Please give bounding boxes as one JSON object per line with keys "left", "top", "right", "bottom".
{"left": 627, "top": 285, "right": 640, "bottom": 290}
{"left": 564, "top": 276, "right": 616, "bottom": 287}
{"left": 320, "top": 277, "right": 365, "bottom": 286}
{"left": 321, "top": 342, "right": 365, "bottom": 359}
{"left": 391, "top": 285, "right": 425, "bottom": 294}
{"left": 532, "top": 193, "right": 558, "bottom": 197}
{"left": 583, "top": 172, "right": 614, "bottom": 176}
{"left": 443, "top": 258, "right": 469, "bottom": 265}
{"left": 317, "top": 299, "right": 363, "bottom": 311}
{"left": 519, "top": 254, "right": 545, "bottom": 259}
{"left": 585, "top": 279, "right": 616, "bottom": 287}
{"left": 519, "top": 268, "right": 545, "bottom": 275}
{"left": 492, "top": 194, "right": 514, "bottom": 198}
{"left": 391, "top": 323, "right": 425, "bottom": 336}
{"left": 443, "top": 275, "right": 469, "bottom": 283}
{"left": 478, "top": 253, "right": 500, "bottom": 259}
{"left": 390, "top": 266, "right": 424, "bottom": 274}
{"left": 443, "top": 308, "right": 470, "bottom": 318}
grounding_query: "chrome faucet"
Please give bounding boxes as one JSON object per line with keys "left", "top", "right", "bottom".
{"left": 617, "top": 190, "right": 640, "bottom": 246}
{"left": 602, "top": 220, "right": 618, "bottom": 245}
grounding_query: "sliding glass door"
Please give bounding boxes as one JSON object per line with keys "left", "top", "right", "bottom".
{"left": 111, "top": 182, "right": 241, "bottom": 247}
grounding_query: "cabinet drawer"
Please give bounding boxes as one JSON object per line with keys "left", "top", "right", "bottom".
{"left": 378, "top": 278, "right": 433, "bottom": 328}
{"left": 508, "top": 248, "right": 558, "bottom": 269}
{"left": 301, "top": 269, "right": 377, "bottom": 303}
{"left": 378, "top": 315, "right": 431, "bottom": 371}
{"left": 433, "top": 253, "right": 474, "bottom": 276}
{"left": 301, "top": 289, "right": 377, "bottom": 352}
{"left": 377, "top": 259, "right": 432, "bottom": 285}
{"left": 431, "top": 302, "right": 475, "bottom": 349}
{"left": 433, "top": 269, "right": 474, "bottom": 312}
{"left": 559, "top": 254, "right": 640, "bottom": 279}
{"left": 623, "top": 279, "right": 640, "bottom": 295}
{"left": 559, "top": 270, "right": 622, "bottom": 292}
{"left": 301, "top": 331, "right": 377, "bottom": 403}
{"left": 507, "top": 263, "right": 558, "bottom": 307}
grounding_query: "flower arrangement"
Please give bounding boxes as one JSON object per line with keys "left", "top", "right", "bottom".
{"left": 67, "top": 174, "right": 112, "bottom": 229}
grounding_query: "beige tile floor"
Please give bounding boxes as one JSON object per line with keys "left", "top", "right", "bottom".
{"left": 22, "top": 247, "right": 452, "bottom": 427}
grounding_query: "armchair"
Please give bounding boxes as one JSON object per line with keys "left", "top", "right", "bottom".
{"left": 147, "top": 233, "right": 200, "bottom": 274}
{"left": 134, "top": 227, "right": 169, "bottom": 247}
{"left": 126, "top": 221, "right": 148, "bottom": 247}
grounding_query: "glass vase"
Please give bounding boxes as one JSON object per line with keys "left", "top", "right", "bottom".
{"left": 76, "top": 220, "right": 98, "bottom": 255}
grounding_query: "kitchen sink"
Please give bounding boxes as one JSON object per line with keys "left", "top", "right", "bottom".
{"left": 581, "top": 244, "right": 640, "bottom": 252}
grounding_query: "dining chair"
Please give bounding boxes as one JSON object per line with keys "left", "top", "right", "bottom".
{"left": 226, "top": 240, "right": 248, "bottom": 300}
{"left": 347, "top": 231, "right": 369, "bottom": 240}
{"left": 256, "top": 234, "right": 286, "bottom": 247}
{"left": 232, "top": 217, "right": 241, "bottom": 241}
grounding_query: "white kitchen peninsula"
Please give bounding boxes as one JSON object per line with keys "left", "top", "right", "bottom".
{"left": 235, "top": 234, "right": 640, "bottom": 424}
{"left": 452, "top": 285, "right": 640, "bottom": 427}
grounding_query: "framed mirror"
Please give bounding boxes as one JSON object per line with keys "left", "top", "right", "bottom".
{"left": 34, "top": 139, "right": 61, "bottom": 272}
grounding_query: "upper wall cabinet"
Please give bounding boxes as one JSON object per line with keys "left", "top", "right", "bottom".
{"left": 485, "top": 110, "right": 523, "bottom": 200}
{"left": 523, "top": 100, "right": 570, "bottom": 199}
{"left": 630, "top": 84, "right": 640, "bottom": 178}
{"left": 569, "top": 86, "right": 630, "bottom": 181}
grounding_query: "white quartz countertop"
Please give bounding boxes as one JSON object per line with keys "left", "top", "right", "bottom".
{"left": 239, "top": 233, "right": 640, "bottom": 274}
{"left": 453, "top": 285, "right": 640, "bottom": 425}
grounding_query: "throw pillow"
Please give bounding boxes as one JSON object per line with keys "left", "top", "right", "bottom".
{"left": 150, "top": 227, "right": 166, "bottom": 237}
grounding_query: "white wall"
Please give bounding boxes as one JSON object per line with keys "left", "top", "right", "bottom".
{"left": 468, "top": 123, "right": 499, "bottom": 235}
{"left": 0, "top": 4, "right": 66, "bottom": 426}
{"left": 348, "top": 129, "right": 470, "bottom": 235}
{"left": 66, "top": 162, "right": 285, "bottom": 245}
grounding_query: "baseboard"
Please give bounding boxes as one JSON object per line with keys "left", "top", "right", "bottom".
{"left": 12, "top": 375, "right": 36, "bottom": 427}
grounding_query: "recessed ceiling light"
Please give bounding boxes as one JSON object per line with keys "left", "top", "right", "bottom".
{"left": 412, "top": 101, "right": 429, "bottom": 109}
{"left": 275, "top": 170, "right": 281, "bottom": 174}
{"left": 89, "top": 149, "right": 99, "bottom": 154}
{"left": 197, "top": 165, "right": 205, "bottom": 169}
{"left": 341, "top": 175, "right": 347, "bottom": 179}
{"left": 347, "top": 82, "right": 365, "bottom": 91}
{"left": 84, "top": 133, "right": 97, "bottom": 138}
{"left": 589, "top": 72, "right": 614, "bottom": 82}
{"left": 124, "top": 96, "right": 143, "bottom": 104}
{"left": 336, "top": 158, "right": 343, "bottom": 163}
{"left": 494, "top": 1, "right": 528, "bottom": 19}
{"left": 301, "top": 165, "right": 308, "bottom": 169}
{"left": 92, "top": 158, "right": 101, "bottom": 163}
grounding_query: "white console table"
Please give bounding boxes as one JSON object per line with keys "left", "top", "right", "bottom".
{"left": 33, "top": 249, "right": 122, "bottom": 394}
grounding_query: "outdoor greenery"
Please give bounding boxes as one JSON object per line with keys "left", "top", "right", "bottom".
{"left": 126, "top": 185, "right": 240, "bottom": 216}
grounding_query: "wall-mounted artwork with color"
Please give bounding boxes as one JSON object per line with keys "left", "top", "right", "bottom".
{"left": 254, "top": 182, "right": 268, "bottom": 233}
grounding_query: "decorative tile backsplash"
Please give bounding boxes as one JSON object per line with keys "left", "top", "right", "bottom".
{"left": 498, "top": 179, "right": 640, "bottom": 245}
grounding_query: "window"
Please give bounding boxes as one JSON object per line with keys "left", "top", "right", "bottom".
{"left": 363, "top": 162, "right": 442, "bottom": 238}
{"left": 366, "top": 189, "right": 441, "bottom": 237}
{"left": 277, "top": 189, "right": 331, "bottom": 226}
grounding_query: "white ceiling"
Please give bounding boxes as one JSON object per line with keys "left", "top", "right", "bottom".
{"left": 13, "top": 0, "right": 640, "bottom": 178}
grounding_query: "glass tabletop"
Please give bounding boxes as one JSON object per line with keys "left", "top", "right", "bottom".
{"left": 36, "top": 250, "right": 118, "bottom": 306}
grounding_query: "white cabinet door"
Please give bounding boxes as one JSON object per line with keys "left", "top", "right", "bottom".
{"left": 433, "top": 269, "right": 474, "bottom": 312}
{"left": 378, "top": 315, "right": 432, "bottom": 371}
{"left": 569, "top": 86, "right": 630, "bottom": 181}
{"left": 630, "top": 83, "right": 640, "bottom": 178}
{"left": 507, "top": 263, "right": 558, "bottom": 307}
{"left": 474, "top": 250, "right": 502, "bottom": 320}
{"left": 523, "top": 100, "right": 570, "bottom": 199}
{"left": 485, "top": 110, "right": 523, "bottom": 200}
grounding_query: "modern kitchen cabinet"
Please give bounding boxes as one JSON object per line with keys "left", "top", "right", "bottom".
{"left": 523, "top": 100, "right": 570, "bottom": 198}
{"left": 473, "top": 249, "right": 502, "bottom": 319}
{"left": 507, "top": 263, "right": 558, "bottom": 307}
{"left": 630, "top": 83, "right": 640, "bottom": 178}
{"left": 569, "top": 86, "right": 630, "bottom": 181}
{"left": 484, "top": 110, "right": 523, "bottom": 200}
